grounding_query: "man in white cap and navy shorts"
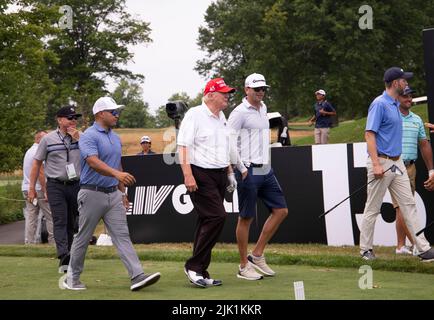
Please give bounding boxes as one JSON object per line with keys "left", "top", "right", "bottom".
{"left": 228, "top": 73, "right": 288, "bottom": 281}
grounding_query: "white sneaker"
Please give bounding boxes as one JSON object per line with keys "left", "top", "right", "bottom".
{"left": 247, "top": 254, "right": 276, "bottom": 276}
{"left": 237, "top": 262, "right": 263, "bottom": 280}
{"left": 396, "top": 246, "right": 412, "bottom": 255}
{"left": 184, "top": 268, "right": 207, "bottom": 288}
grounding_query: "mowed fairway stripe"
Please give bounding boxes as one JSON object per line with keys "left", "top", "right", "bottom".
{"left": 1, "top": 257, "right": 434, "bottom": 300}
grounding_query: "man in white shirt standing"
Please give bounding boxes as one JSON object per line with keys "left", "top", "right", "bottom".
{"left": 228, "top": 73, "right": 288, "bottom": 280}
{"left": 21, "top": 130, "right": 54, "bottom": 244}
{"left": 177, "top": 78, "right": 238, "bottom": 288}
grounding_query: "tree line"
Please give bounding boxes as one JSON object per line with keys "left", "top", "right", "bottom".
{"left": 2, "top": 0, "right": 434, "bottom": 172}
{"left": 196, "top": 0, "right": 434, "bottom": 118}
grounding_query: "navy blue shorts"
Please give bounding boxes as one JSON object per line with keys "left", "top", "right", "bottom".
{"left": 235, "top": 166, "right": 287, "bottom": 219}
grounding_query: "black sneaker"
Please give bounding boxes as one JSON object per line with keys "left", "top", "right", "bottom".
{"left": 360, "top": 249, "right": 376, "bottom": 260}
{"left": 130, "top": 272, "right": 161, "bottom": 291}
{"left": 418, "top": 248, "right": 434, "bottom": 262}
{"left": 202, "top": 271, "right": 222, "bottom": 286}
{"left": 58, "top": 254, "right": 70, "bottom": 274}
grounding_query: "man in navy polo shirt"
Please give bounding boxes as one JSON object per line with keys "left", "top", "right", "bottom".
{"left": 63, "top": 96, "right": 161, "bottom": 291}
{"left": 359, "top": 67, "right": 434, "bottom": 261}
{"left": 309, "top": 89, "right": 336, "bottom": 144}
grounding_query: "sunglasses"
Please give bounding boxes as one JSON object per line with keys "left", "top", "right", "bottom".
{"left": 252, "top": 87, "right": 268, "bottom": 92}
{"left": 105, "top": 109, "right": 120, "bottom": 116}
{"left": 66, "top": 116, "right": 79, "bottom": 121}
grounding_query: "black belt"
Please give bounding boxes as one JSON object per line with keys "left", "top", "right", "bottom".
{"left": 47, "top": 177, "right": 79, "bottom": 185}
{"left": 191, "top": 164, "right": 227, "bottom": 172}
{"left": 378, "top": 154, "right": 400, "bottom": 161}
{"left": 403, "top": 160, "right": 416, "bottom": 166}
{"left": 80, "top": 184, "right": 118, "bottom": 193}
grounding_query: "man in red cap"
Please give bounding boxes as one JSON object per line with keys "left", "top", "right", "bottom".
{"left": 177, "top": 78, "right": 237, "bottom": 288}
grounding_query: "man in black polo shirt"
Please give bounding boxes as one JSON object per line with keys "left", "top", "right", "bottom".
{"left": 28, "top": 106, "right": 82, "bottom": 273}
{"left": 309, "top": 89, "right": 336, "bottom": 144}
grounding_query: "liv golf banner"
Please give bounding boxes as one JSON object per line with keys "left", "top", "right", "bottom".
{"left": 122, "top": 143, "right": 434, "bottom": 245}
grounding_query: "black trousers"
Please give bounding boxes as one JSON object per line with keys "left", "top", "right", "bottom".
{"left": 185, "top": 165, "right": 228, "bottom": 274}
{"left": 46, "top": 181, "right": 79, "bottom": 258}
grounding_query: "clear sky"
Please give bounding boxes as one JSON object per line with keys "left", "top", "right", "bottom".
{"left": 111, "top": 0, "right": 214, "bottom": 114}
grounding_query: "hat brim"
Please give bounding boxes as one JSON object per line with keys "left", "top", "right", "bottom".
{"left": 248, "top": 84, "right": 270, "bottom": 89}
{"left": 402, "top": 72, "right": 413, "bottom": 80}
{"left": 216, "top": 86, "right": 236, "bottom": 93}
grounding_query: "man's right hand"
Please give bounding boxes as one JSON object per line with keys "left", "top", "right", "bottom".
{"left": 373, "top": 163, "right": 384, "bottom": 179}
{"left": 184, "top": 174, "right": 198, "bottom": 193}
{"left": 27, "top": 188, "right": 37, "bottom": 205}
{"left": 115, "top": 172, "right": 136, "bottom": 186}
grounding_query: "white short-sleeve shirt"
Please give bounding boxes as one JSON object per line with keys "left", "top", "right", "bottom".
{"left": 177, "top": 103, "right": 231, "bottom": 169}
{"left": 228, "top": 97, "right": 270, "bottom": 165}
{"left": 22, "top": 143, "right": 41, "bottom": 191}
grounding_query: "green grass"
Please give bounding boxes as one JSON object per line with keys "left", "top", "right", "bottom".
{"left": 0, "top": 183, "right": 24, "bottom": 224}
{"left": 3, "top": 243, "right": 434, "bottom": 274}
{"left": 291, "top": 104, "right": 429, "bottom": 146}
{"left": 1, "top": 254, "right": 434, "bottom": 300}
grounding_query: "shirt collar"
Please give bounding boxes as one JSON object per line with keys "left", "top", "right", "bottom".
{"left": 382, "top": 91, "right": 399, "bottom": 106}
{"left": 93, "top": 122, "right": 111, "bottom": 133}
{"left": 202, "top": 102, "right": 223, "bottom": 120}
{"left": 242, "top": 97, "right": 264, "bottom": 110}
{"left": 401, "top": 110, "right": 414, "bottom": 119}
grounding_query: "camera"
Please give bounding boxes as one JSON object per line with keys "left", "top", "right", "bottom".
{"left": 166, "top": 101, "right": 188, "bottom": 120}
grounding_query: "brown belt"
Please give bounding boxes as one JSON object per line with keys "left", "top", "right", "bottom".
{"left": 378, "top": 154, "right": 400, "bottom": 161}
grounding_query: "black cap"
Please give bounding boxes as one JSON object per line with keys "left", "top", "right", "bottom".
{"left": 56, "top": 106, "right": 82, "bottom": 118}
{"left": 401, "top": 86, "right": 416, "bottom": 96}
{"left": 383, "top": 67, "right": 413, "bottom": 83}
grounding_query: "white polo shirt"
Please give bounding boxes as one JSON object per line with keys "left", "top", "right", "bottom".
{"left": 177, "top": 103, "right": 230, "bottom": 169}
{"left": 22, "top": 143, "right": 42, "bottom": 191}
{"left": 228, "top": 97, "right": 270, "bottom": 165}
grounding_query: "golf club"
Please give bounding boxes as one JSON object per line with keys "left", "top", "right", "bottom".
{"left": 416, "top": 221, "right": 434, "bottom": 236}
{"left": 319, "top": 165, "right": 394, "bottom": 219}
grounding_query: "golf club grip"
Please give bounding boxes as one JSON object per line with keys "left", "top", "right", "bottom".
{"left": 319, "top": 166, "right": 393, "bottom": 219}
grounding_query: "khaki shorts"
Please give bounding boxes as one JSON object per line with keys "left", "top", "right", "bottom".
{"left": 391, "top": 163, "right": 416, "bottom": 208}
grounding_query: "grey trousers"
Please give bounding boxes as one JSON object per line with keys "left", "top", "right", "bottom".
{"left": 67, "top": 189, "right": 143, "bottom": 282}
{"left": 22, "top": 190, "right": 54, "bottom": 244}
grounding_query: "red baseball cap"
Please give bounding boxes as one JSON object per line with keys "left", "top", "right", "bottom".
{"left": 203, "top": 78, "right": 236, "bottom": 95}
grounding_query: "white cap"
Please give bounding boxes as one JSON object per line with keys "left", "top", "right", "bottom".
{"left": 140, "top": 135, "right": 151, "bottom": 144}
{"left": 245, "top": 73, "right": 270, "bottom": 88}
{"left": 92, "top": 97, "right": 124, "bottom": 115}
{"left": 315, "top": 89, "right": 326, "bottom": 96}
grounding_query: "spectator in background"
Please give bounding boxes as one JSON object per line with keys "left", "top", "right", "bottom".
{"left": 309, "top": 89, "right": 336, "bottom": 144}
{"left": 137, "top": 135, "right": 156, "bottom": 155}
{"left": 28, "top": 106, "right": 82, "bottom": 273}
{"left": 393, "top": 86, "right": 434, "bottom": 255}
{"left": 22, "top": 130, "right": 54, "bottom": 244}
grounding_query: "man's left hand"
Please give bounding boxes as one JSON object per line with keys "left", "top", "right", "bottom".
{"left": 424, "top": 171, "right": 434, "bottom": 191}
{"left": 227, "top": 173, "right": 237, "bottom": 193}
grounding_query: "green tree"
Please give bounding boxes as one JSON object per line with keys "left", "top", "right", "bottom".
{"left": 197, "top": 0, "right": 434, "bottom": 118}
{"left": 0, "top": 1, "right": 56, "bottom": 171}
{"left": 112, "top": 79, "right": 154, "bottom": 128}
{"left": 31, "top": 0, "right": 152, "bottom": 126}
